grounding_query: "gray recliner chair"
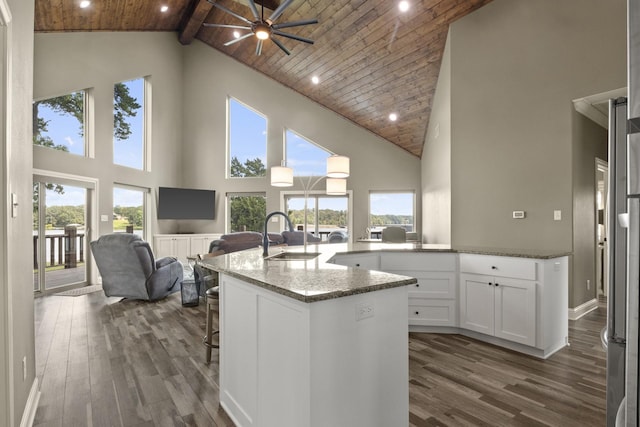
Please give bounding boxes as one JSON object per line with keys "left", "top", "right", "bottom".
{"left": 90, "top": 233, "right": 183, "bottom": 301}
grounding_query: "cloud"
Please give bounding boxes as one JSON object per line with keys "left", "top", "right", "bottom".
{"left": 64, "top": 136, "right": 75, "bottom": 146}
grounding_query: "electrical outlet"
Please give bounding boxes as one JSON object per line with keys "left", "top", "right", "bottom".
{"left": 355, "top": 301, "right": 374, "bottom": 321}
{"left": 22, "top": 356, "right": 26, "bottom": 381}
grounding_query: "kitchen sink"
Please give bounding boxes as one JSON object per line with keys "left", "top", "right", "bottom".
{"left": 265, "top": 252, "right": 321, "bottom": 261}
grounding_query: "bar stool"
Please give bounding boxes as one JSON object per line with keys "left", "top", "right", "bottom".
{"left": 203, "top": 285, "right": 219, "bottom": 364}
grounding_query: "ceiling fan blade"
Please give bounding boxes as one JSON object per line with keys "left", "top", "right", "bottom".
{"left": 208, "top": 1, "right": 253, "bottom": 25}
{"left": 202, "top": 23, "right": 252, "bottom": 30}
{"left": 272, "top": 30, "right": 314, "bottom": 45}
{"left": 247, "top": 0, "right": 260, "bottom": 20}
{"left": 271, "top": 37, "right": 291, "bottom": 55}
{"left": 256, "top": 39, "right": 263, "bottom": 56}
{"left": 267, "top": 0, "right": 294, "bottom": 23}
{"left": 224, "top": 32, "right": 254, "bottom": 46}
{"left": 272, "top": 18, "right": 318, "bottom": 30}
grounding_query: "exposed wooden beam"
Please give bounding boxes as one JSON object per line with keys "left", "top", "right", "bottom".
{"left": 179, "top": 0, "right": 214, "bottom": 45}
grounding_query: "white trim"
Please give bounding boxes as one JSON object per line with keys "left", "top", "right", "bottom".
{"left": 568, "top": 298, "right": 599, "bottom": 320}
{"left": 19, "top": 379, "right": 40, "bottom": 427}
{"left": 573, "top": 87, "right": 627, "bottom": 129}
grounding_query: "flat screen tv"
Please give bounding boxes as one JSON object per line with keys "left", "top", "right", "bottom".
{"left": 157, "top": 187, "right": 216, "bottom": 220}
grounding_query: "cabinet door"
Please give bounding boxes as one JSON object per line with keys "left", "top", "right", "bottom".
{"left": 174, "top": 237, "right": 191, "bottom": 262}
{"left": 494, "top": 278, "right": 536, "bottom": 346}
{"left": 190, "top": 236, "right": 211, "bottom": 256}
{"left": 459, "top": 274, "right": 494, "bottom": 335}
{"left": 154, "top": 237, "right": 175, "bottom": 259}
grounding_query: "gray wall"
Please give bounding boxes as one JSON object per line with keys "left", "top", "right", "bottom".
{"left": 422, "top": 29, "right": 452, "bottom": 244}
{"left": 448, "top": 0, "right": 625, "bottom": 252}
{"left": 180, "top": 41, "right": 422, "bottom": 237}
{"left": 4, "top": 0, "right": 36, "bottom": 424}
{"left": 572, "top": 111, "right": 608, "bottom": 307}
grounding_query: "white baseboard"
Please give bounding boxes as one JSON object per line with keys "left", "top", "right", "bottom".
{"left": 20, "top": 378, "right": 40, "bottom": 427}
{"left": 568, "top": 298, "right": 598, "bottom": 320}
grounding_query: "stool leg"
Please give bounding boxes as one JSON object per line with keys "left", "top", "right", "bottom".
{"left": 205, "top": 300, "right": 214, "bottom": 364}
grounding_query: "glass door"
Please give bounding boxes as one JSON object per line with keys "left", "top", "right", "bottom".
{"left": 33, "top": 179, "right": 91, "bottom": 293}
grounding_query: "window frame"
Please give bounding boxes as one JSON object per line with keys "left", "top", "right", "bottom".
{"left": 368, "top": 190, "right": 416, "bottom": 234}
{"left": 226, "top": 191, "right": 267, "bottom": 233}
{"left": 112, "top": 77, "right": 148, "bottom": 171}
{"left": 227, "top": 97, "right": 268, "bottom": 179}
{"left": 33, "top": 88, "right": 91, "bottom": 158}
{"left": 284, "top": 128, "right": 333, "bottom": 177}
{"left": 112, "top": 183, "right": 149, "bottom": 240}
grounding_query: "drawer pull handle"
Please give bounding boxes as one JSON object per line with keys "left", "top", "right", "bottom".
{"left": 355, "top": 263, "right": 360, "bottom": 267}
{"left": 495, "top": 283, "right": 499, "bottom": 287}
{"left": 489, "top": 282, "right": 493, "bottom": 286}
{"left": 491, "top": 266, "right": 497, "bottom": 270}
{"left": 415, "top": 311, "right": 419, "bottom": 315}
{"left": 415, "top": 284, "right": 420, "bottom": 287}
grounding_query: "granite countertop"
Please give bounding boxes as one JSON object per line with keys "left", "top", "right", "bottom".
{"left": 198, "top": 245, "right": 417, "bottom": 303}
{"left": 198, "top": 242, "right": 570, "bottom": 303}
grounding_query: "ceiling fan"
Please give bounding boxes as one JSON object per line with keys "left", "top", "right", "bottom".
{"left": 203, "top": 0, "right": 318, "bottom": 56}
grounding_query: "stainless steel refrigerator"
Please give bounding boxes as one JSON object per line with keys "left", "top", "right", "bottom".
{"left": 606, "top": 2, "right": 640, "bottom": 425}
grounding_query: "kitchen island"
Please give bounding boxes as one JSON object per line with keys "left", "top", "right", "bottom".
{"left": 199, "top": 245, "right": 417, "bottom": 427}
{"left": 199, "top": 242, "right": 570, "bottom": 426}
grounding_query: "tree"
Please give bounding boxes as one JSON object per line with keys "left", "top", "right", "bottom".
{"left": 230, "top": 195, "right": 266, "bottom": 232}
{"left": 230, "top": 156, "right": 266, "bottom": 177}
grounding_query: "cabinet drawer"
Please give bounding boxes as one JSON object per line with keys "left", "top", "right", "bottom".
{"left": 332, "top": 253, "right": 380, "bottom": 270}
{"left": 459, "top": 254, "right": 536, "bottom": 280}
{"left": 408, "top": 299, "right": 457, "bottom": 327}
{"left": 380, "top": 253, "right": 456, "bottom": 272}
{"left": 400, "top": 272, "right": 456, "bottom": 299}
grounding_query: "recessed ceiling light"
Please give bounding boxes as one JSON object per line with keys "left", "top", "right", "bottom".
{"left": 79, "top": 0, "right": 90, "bottom": 8}
{"left": 160, "top": 5, "right": 169, "bottom": 12}
{"left": 389, "top": 113, "right": 398, "bottom": 121}
{"left": 233, "top": 31, "right": 241, "bottom": 39}
{"left": 398, "top": 1, "right": 410, "bottom": 12}
{"left": 311, "top": 76, "right": 320, "bottom": 84}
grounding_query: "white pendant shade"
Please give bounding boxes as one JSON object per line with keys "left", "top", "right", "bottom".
{"left": 326, "top": 178, "right": 347, "bottom": 195}
{"left": 326, "top": 155, "right": 350, "bottom": 178}
{"left": 271, "top": 165, "right": 293, "bottom": 187}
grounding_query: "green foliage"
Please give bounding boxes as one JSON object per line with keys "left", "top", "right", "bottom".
{"left": 44, "top": 205, "right": 85, "bottom": 228}
{"left": 369, "top": 214, "right": 413, "bottom": 226}
{"left": 230, "top": 195, "right": 266, "bottom": 232}
{"left": 113, "top": 205, "right": 144, "bottom": 227}
{"left": 230, "top": 156, "right": 266, "bottom": 177}
{"left": 113, "top": 82, "right": 142, "bottom": 141}
{"left": 287, "top": 209, "right": 347, "bottom": 227}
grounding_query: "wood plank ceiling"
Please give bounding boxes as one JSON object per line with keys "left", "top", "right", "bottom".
{"left": 34, "top": 0, "right": 493, "bottom": 157}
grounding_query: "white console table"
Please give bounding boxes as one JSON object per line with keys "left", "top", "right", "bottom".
{"left": 153, "top": 233, "right": 221, "bottom": 262}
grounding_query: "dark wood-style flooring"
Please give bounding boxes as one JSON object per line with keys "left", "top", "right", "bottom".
{"left": 33, "top": 291, "right": 606, "bottom": 426}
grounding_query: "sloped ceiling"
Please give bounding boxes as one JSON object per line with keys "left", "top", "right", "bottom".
{"left": 34, "top": 0, "right": 493, "bottom": 157}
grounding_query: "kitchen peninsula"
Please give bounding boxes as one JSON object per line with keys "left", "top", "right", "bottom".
{"left": 199, "top": 243, "right": 569, "bottom": 427}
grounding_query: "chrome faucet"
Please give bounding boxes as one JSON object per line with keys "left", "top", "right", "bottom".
{"left": 263, "top": 211, "right": 294, "bottom": 257}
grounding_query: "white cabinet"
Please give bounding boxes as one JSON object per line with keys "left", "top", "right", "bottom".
{"left": 459, "top": 272, "right": 536, "bottom": 346}
{"left": 380, "top": 253, "right": 458, "bottom": 327}
{"left": 153, "top": 234, "right": 221, "bottom": 262}
{"left": 458, "top": 253, "right": 568, "bottom": 357}
{"left": 330, "top": 253, "right": 380, "bottom": 270}
{"left": 219, "top": 273, "right": 409, "bottom": 427}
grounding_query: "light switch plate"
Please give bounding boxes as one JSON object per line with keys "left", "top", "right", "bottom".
{"left": 101, "top": 215, "right": 109, "bottom": 222}
{"left": 554, "top": 210, "right": 562, "bottom": 221}
{"left": 512, "top": 210, "right": 525, "bottom": 219}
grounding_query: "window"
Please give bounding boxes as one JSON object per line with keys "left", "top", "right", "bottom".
{"left": 228, "top": 98, "right": 267, "bottom": 178}
{"left": 113, "top": 78, "right": 145, "bottom": 170}
{"left": 33, "top": 90, "right": 87, "bottom": 156}
{"left": 227, "top": 193, "right": 266, "bottom": 233}
{"left": 113, "top": 186, "right": 146, "bottom": 239}
{"left": 369, "top": 192, "right": 415, "bottom": 236}
{"left": 285, "top": 194, "right": 349, "bottom": 241}
{"left": 285, "top": 130, "right": 331, "bottom": 176}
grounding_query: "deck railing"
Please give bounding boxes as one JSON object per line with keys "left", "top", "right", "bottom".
{"left": 33, "top": 229, "right": 85, "bottom": 269}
